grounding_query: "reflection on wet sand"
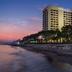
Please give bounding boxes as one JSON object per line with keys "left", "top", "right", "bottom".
{"left": 0, "top": 45, "right": 72, "bottom": 72}
{"left": 46, "top": 56, "right": 72, "bottom": 72}
{"left": 52, "top": 62, "right": 72, "bottom": 72}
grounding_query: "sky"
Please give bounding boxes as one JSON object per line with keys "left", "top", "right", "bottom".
{"left": 0, "top": 0, "right": 72, "bottom": 41}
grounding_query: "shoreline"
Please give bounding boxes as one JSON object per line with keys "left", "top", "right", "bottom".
{"left": 11, "top": 43, "right": 72, "bottom": 55}
{"left": 10, "top": 43, "right": 72, "bottom": 64}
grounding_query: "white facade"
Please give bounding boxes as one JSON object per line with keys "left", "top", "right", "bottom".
{"left": 43, "top": 6, "right": 72, "bottom": 31}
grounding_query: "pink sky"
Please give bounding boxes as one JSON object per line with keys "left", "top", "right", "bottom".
{"left": 0, "top": 17, "right": 42, "bottom": 40}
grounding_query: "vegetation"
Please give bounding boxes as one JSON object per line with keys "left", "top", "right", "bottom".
{"left": 18, "top": 25, "right": 72, "bottom": 44}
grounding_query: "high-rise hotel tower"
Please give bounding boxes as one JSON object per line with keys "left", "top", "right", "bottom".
{"left": 43, "top": 6, "right": 72, "bottom": 31}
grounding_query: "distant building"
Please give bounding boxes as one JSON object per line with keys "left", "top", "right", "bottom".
{"left": 43, "top": 6, "right": 72, "bottom": 31}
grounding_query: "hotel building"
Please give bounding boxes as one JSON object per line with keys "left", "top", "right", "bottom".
{"left": 43, "top": 6, "right": 72, "bottom": 31}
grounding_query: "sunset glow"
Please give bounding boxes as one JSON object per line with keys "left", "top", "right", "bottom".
{"left": 0, "top": 0, "right": 72, "bottom": 40}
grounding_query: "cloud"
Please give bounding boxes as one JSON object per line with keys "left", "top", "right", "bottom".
{"left": 28, "top": 16, "right": 41, "bottom": 21}
{"left": 0, "top": 16, "right": 42, "bottom": 40}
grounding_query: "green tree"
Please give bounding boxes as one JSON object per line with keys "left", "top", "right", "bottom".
{"left": 61, "top": 25, "right": 72, "bottom": 43}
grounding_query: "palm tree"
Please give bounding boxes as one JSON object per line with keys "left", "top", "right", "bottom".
{"left": 55, "top": 29, "right": 62, "bottom": 43}
{"left": 38, "top": 30, "right": 55, "bottom": 43}
{"left": 61, "top": 25, "right": 72, "bottom": 43}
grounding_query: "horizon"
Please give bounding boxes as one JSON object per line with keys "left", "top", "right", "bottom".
{"left": 0, "top": 0, "right": 72, "bottom": 40}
